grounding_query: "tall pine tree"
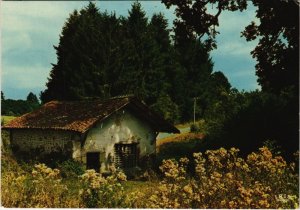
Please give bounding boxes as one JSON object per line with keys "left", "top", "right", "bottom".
{"left": 40, "top": 2, "right": 232, "bottom": 125}
{"left": 41, "top": 3, "right": 118, "bottom": 102}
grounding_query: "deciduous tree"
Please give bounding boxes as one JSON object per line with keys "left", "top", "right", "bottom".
{"left": 242, "top": 0, "right": 299, "bottom": 94}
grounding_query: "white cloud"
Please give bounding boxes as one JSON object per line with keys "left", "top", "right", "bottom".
{"left": 1, "top": 2, "right": 82, "bottom": 54}
{"left": 2, "top": 32, "right": 32, "bottom": 53}
{"left": 208, "top": 1, "right": 259, "bottom": 58}
{"left": 216, "top": 40, "right": 257, "bottom": 57}
{"left": 1, "top": 1, "right": 78, "bottom": 21}
{"left": 230, "top": 69, "right": 256, "bottom": 78}
{"left": 2, "top": 64, "right": 49, "bottom": 89}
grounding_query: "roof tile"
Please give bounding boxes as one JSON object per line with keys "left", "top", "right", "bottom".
{"left": 3, "top": 96, "right": 179, "bottom": 134}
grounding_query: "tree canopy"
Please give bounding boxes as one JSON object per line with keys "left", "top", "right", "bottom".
{"left": 242, "top": 0, "right": 299, "bottom": 94}
{"left": 162, "top": 0, "right": 299, "bottom": 95}
{"left": 1, "top": 92, "right": 40, "bottom": 116}
{"left": 160, "top": 0, "right": 299, "bottom": 159}
{"left": 40, "top": 2, "right": 231, "bottom": 123}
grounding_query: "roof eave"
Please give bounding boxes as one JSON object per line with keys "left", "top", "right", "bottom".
{"left": 2, "top": 126, "right": 83, "bottom": 133}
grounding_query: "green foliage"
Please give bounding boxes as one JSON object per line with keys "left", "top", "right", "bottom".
{"left": 41, "top": 3, "right": 113, "bottom": 102}
{"left": 1, "top": 91, "right": 5, "bottom": 100}
{"left": 57, "top": 160, "right": 85, "bottom": 178}
{"left": 150, "top": 93, "right": 179, "bottom": 123}
{"left": 263, "top": 140, "right": 282, "bottom": 156}
{"left": 172, "top": 38, "right": 216, "bottom": 122}
{"left": 163, "top": 0, "right": 298, "bottom": 95}
{"left": 203, "top": 89, "right": 298, "bottom": 161}
{"left": 190, "top": 124, "right": 200, "bottom": 133}
{"left": 26, "top": 92, "right": 39, "bottom": 104}
{"left": 157, "top": 138, "right": 206, "bottom": 165}
{"left": 242, "top": 0, "right": 299, "bottom": 94}
{"left": 2, "top": 99, "right": 37, "bottom": 116}
{"left": 162, "top": 0, "right": 247, "bottom": 51}
{"left": 12, "top": 143, "right": 73, "bottom": 168}
{"left": 39, "top": 2, "right": 232, "bottom": 125}
{"left": 1, "top": 92, "right": 40, "bottom": 116}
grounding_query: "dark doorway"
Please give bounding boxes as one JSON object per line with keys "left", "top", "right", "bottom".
{"left": 86, "top": 152, "right": 100, "bottom": 172}
{"left": 114, "top": 143, "right": 138, "bottom": 168}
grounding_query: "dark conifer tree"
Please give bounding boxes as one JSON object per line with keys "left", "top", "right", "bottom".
{"left": 114, "top": 2, "right": 153, "bottom": 100}
{"left": 39, "top": 1, "right": 234, "bottom": 125}
{"left": 1, "top": 91, "right": 5, "bottom": 101}
{"left": 173, "top": 35, "right": 215, "bottom": 121}
{"left": 40, "top": 3, "right": 114, "bottom": 102}
{"left": 26, "top": 92, "right": 39, "bottom": 104}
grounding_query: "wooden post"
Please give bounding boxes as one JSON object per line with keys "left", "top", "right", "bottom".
{"left": 193, "top": 98, "right": 196, "bottom": 124}
{"left": 193, "top": 97, "right": 199, "bottom": 124}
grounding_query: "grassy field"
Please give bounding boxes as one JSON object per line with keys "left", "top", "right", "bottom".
{"left": 1, "top": 115, "right": 16, "bottom": 125}
{"left": 156, "top": 132, "right": 204, "bottom": 148}
{"left": 175, "top": 122, "right": 193, "bottom": 129}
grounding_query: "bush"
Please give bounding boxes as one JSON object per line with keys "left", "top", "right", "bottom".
{"left": 1, "top": 163, "right": 79, "bottom": 208}
{"left": 2, "top": 147, "right": 298, "bottom": 208}
{"left": 148, "top": 147, "right": 299, "bottom": 209}
{"left": 190, "top": 120, "right": 213, "bottom": 135}
{"left": 150, "top": 93, "right": 180, "bottom": 124}
{"left": 79, "top": 169, "right": 127, "bottom": 208}
{"left": 214, "top": 90, "right": 299, "bottom": 161}
{"left": 157, "top": 138, "right": 204, "bottom": 164}
{"left": 190, "top": 123, "right": 200, "bottom": 133}
{"left": 57, "top": 160, "right": 85, "bottom": 178}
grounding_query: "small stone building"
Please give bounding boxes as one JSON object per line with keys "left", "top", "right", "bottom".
{"left": 2, "top": 96, "right": 179, "bottom": 172}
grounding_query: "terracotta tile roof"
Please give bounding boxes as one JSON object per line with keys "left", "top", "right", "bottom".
{"left": 3, "top": 96, "right": 179, "bottom": 134}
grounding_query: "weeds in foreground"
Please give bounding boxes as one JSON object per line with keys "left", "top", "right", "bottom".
{"left": 149, "top": 147, "right": 299, "bottom": 208}
{"left": 1, "top": 147, "right": 299, "bottom": 208}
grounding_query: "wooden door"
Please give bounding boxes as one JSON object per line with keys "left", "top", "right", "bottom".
{"left": 86, "top": 152, "right": 100, "bottom": 172}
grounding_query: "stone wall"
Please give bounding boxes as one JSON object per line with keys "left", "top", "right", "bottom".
{"left": 1, "top": 130, "right": 10, "bottom": 151}
{"left": 10, "top": 129, "right": 80, "bottom": 161}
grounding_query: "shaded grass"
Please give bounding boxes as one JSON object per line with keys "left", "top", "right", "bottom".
{"left": 157, "top": 138, "right": 202, "bottom": 162}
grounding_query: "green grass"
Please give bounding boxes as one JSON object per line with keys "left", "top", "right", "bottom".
{"left": 122, "top": 180, "right": 159, "bottom": 200}
{"left": 175, "top": 122, "right": 192, "bottom": 129}
{"left": 1, "top": 116, "right": 16, "bottom": 125}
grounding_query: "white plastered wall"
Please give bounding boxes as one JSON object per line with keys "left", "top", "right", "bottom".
{"left": 82, "top": 108, "right": 157, "bottom": 172}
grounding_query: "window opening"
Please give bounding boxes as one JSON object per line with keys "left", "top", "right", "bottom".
{"left": 114, "top": 143, "right": 138, "bottom": 168}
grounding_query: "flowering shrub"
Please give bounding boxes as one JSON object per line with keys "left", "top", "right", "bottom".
{"left": 1, "top": 162, "right": 128, "bottom": 208}
{"left": 1, "top": 147, "right": 298, "bottom": 208}
{"left": 1, "top": 163, "right": 78, "bottom": 208}
{"left": 79, "top": 169, "right": 127, "bottom": 208}
{"left": 148, "top": 147, "right": 299, "bottom": 209}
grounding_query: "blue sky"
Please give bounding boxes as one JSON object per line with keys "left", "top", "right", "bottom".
{"left": 1, "top": 1, "right": 259, "bottom": 100}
